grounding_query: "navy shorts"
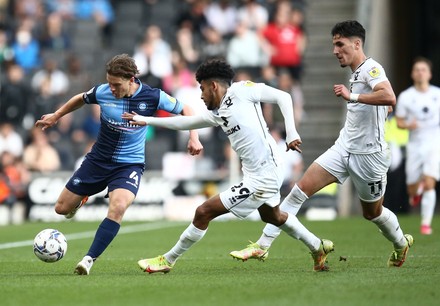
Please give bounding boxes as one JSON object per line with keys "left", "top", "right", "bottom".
{"left": 66, "top": 157, "right": 145, "bottom": 197}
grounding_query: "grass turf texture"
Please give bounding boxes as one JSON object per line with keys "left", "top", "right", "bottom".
{"left": 0, "top": 215, "right": 439, "bottom": 306}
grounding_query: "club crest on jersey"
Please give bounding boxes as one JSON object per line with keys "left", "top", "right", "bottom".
{"left": 137, "top": 103, "right": 147, "bottom": 111}
{"left": 368, "top": 67, "right": 381, "bottom": 78}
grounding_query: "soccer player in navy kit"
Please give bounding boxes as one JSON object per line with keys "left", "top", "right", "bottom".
{"left": 35, "top": 54, "right": 203, "bottom": 275}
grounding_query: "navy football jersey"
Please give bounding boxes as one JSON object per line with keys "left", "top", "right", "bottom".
{"left": 83, "top": 79, "right": 183, "bottom": 164}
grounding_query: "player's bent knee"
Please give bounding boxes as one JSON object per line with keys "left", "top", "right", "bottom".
{"left": 363, "top": 212, "right": 379, "bottom": 220}
{"left": 261, "top": 214, "right": 283, "bottom": 226}
{"left": 54, "top": 203, "right": 68, "bottom": 215}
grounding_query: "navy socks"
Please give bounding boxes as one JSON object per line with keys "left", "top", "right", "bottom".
{"left": 87, "top": 218, "right": 120, "bottom": 260}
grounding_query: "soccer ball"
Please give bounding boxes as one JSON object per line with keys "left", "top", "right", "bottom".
{"left": 33, "top": 229, "right": 68, "bottom": 263}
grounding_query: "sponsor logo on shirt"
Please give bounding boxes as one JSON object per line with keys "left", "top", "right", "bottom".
{"left": 107, "top": 117, "right": 139, "bottom": 130}
{"left": 103, "top": 102, "right": 117, "bottom": 107}
{"left": 225, "top": 124, "right": 240, "bottom": 136}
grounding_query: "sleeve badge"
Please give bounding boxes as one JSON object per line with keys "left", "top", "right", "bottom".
{"left": 165, "top": 93, "right": 177, "bottom": 103}
{"left": 368, "top": 67, "right": 381, "bottom": 78}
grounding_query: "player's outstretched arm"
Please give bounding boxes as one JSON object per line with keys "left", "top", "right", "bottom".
{"left": 122, "top": 112, "right": 211, "bottom": 130}
{"left": 35, "top": 93, "right": 85, "bottom": 130}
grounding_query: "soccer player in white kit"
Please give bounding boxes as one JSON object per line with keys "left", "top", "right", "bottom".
{"left": 123, "top": 58, "right": 335, "bottom": 273}
{"left": 395, "top": 57, "right": 440, "bottom": 235}
{"left": 230, "top": 20, "right": 414, "bottom": 268}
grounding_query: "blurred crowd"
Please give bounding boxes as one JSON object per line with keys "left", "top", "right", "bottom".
{"left": 0, "top": 0, "right": 307, "bottom": 217}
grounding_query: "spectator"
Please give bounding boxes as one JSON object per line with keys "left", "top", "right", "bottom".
{"left": 58, "top": 54, "right": 93, "bottom": 132}
{"left": 133, "top": 25, "right": 172, "bottom": 81}
{"left": 237, "top": 0, "right": 269, "bottom": 32}
{"left": 199, "top": 26, "right": 227, "bottom": 61}
{"left": 175, "top": 0, "right": 209, "bottom": 43}
{"left": 0, "top": 151, "right": 32, "bottom": 219}
{"left": 204, "top": 0, "right": 237, "bottom": 39}
{"left": 65, "top": 53, "right": 92, "bottom": 95}
{"left": 12, "top": 26, "right": 41, "bottom": 73}
{"left": 23, "top": 126, "right": 61, "bottom": 172}
{"left": 162, "top": 52, "right": 195, "bottom": 96}
{"left": 173, "top": 27, "right": 200, "bottom": 70}
{"left": 75, "top": 0, "right": 114, "bottom": 47}
{"left": 0, "top": 64, "right": 34, "bottom": 131}
{"left": 227, "top": 20, "right": 268, "bottom": 78}
{"left": 39, "top": 12, "right": 71, "bottom": 52}
{"left": 261, "top": 1, "right": 306, "bottom": 82}
{"left": 45, "top": 0, "right": 76, "bottom": 19}
{"left": 31, "top": 57, "right": 69, "bottom": 118}
{"left": 13, "top": 0, "right": 45, "bottom": 24}
{"left": 0, "top": 28, "right": 14, "bottom": 67}
{"left": 0, "top": 122, "right": 24, "bottom": 158}
{"left": 0, "top": 159, "right": 12, "bottom": 206}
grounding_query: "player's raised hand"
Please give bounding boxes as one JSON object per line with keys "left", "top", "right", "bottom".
{"left": 287, "top": 139, "right": 302, "bottom": 153}
{"left": 333, "top": 84, "right": 350, "bottom": 101}
{"left": 122, "top": 111, "right": 147, "bottom": 126}
{"left": 35, "top": 113, "right": 58, "bottom": 131}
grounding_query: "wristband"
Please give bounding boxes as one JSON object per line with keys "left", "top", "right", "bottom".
{"left": 350, "top": 93, "right": 359, "bottom": 102}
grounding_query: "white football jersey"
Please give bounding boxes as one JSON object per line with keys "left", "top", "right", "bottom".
{"left": 201, "top": 81, "right": 283, "bottom": 174}
{"left": 336, "top": 58, "right": 390, "bottom": 154}
{"left": 395, "top": 85, "right": 440, "bottom": 143}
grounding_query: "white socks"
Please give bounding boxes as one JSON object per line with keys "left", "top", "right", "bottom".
{"left": 258, "top": 184, "right": 308, "bottom": 249}
{"left": 164, "top": 223, "right": 207, "bottom": 264}
{"left": 421, "top": 189, "right": 436, "bottom": 226}
{"left": 371, "top": 207, "right": 406, "bottom": 248}
{"left": 279, "top": 214, "right": 321, "bottom": 252}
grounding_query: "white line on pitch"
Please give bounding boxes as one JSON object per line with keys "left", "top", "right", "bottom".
{"left": 0, "top": 222, "right": 186, "bottom": 250}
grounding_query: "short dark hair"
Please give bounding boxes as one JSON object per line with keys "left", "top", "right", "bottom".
{"left": 413, "top": 56, "right": 432, "bottom": 71}
{"left": 106, "top": 54, "right": 139, "bottom": 79}
{"left": 195, "top": 58, "right": 235, "bottom": 85}
{"left": 331, "top": 20, "right": 366, "bottom": 44}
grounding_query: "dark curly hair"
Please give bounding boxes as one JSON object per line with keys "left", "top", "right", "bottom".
{"left": 195, "top": 58, "right": 235, "bottom": 85}
{"left": 331, "top": 20, "right": 366, "bottom": 45}
{"left": 106, "top": 54, "right": 140, "bottom": 80}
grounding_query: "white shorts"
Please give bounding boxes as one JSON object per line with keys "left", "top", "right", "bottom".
{"left": 220, "top": 162, "right": 283, "bottom": 219}
{"left": 315, "top": 142, "right": 391, "bottom": 203}
{"left": 405, "top": 141, "right": 440, "bottom": 184}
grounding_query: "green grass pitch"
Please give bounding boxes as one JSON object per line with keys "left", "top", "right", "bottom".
{"left": 0, "top": 215, "right": 439, "bottom": 306}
